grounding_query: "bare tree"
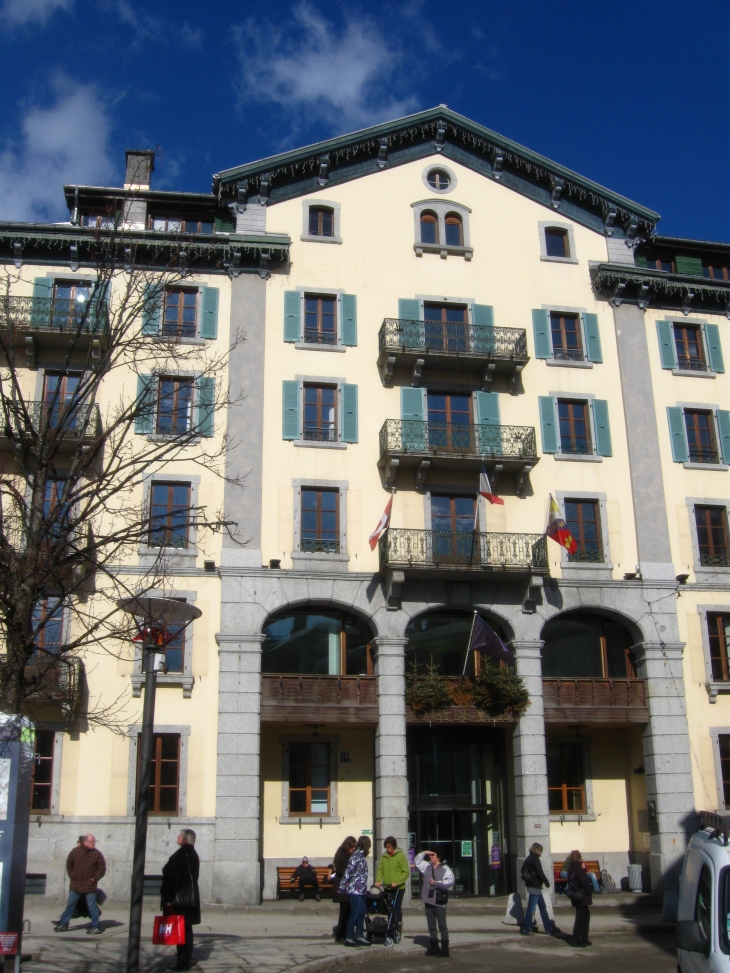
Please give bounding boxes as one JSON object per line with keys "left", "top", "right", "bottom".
{"left": 0, "top": 227, "right": 241, "bottom": 728}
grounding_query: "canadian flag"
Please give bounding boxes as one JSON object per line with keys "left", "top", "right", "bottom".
{"left": 479, "top": 466, "right": 503, "bottom": 505}
{"left": 369, "top": 492, "right": 394, "bottom": 550}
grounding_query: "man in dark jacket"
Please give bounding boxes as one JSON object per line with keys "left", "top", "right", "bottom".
{"left": 566, "top": 850, "right": 594, "bottom": 947}
{"left": 161, "top": 829, "right": 201, "bottom": 972}
{"left": 290, "top": 857, "right": 321, "bottom": 901}
{"left": 55, "top": 835, "right": 106, "bottom": 934}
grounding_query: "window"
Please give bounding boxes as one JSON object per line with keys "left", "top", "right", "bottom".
{"left": 262, "top": 610, "right": 373, "bottom": 675}
{"left": 547, "top": 742, "right": 585, "bottom": 813}
{"left": 704, "top": 262, "right": 729, "bottom": 281}
{"left": 428, "top": 393, "right": 473, "bottom": 451}
{"left": 444, "top": 214, "right": 463, "bottom": 247}
{"left": 308, "top": 207, "right": 334, "bottom": 238}
{"left": 427, "top": 169, "right": 451, "bottom": 191}
{"left": 564, "top": 499, "right": 602, "bottom": 562}
{"left": 423, "top": 303, "right": 468, "bottom": 352}
{"left": 163, "top": 289, "right": 197, "bottom": 339}
{"left": 696, "top": 863, "right": 713, "bottom": 944}
{"left": 301, "top": 488, "right": 339, "bottom": 553}
{"left": 156, "top": 378, "right": 193, "bottom": 435}
{"left": 674, "top": 324, "right": 707, "bottom": 371}
{"left": 719, "top": 736, "right": 730, "bottom": 807}
{"left": 542, "top": 613, "right": 636, "bottom": 678}
{"left": 81, "top": 214, "right": 118, "bottom": 230}
{"left": 32, "top": 598, "right": 64, "bottom": 657}
{"left": 685, "top": 410, "right": 719, "bottom": 464}
{"left": 645, "top": 256, "right": 675, "bottom": 273}
{"left": 52, "top": 281, "right": 92, "bottom": 330}
{"left": 550, "top": 312, "right": 583, "bottom": 361}
{"left": 150, "top": 216, "right": 213, "bottom": 234}
{"left": 162, "top": 609, "right": 185, "bottom": 673}
{"left": 695, "top": 506, "right": 730, "bottom": 566}
{"left": 43, "top": 479, "right": 71, "bottom": 543}
{"left": 431, "top": 495, "right": 476, "bottom": 561}
{"left": 420, "top": 211, "right": 439, "bottom": 245}
{"left": 405, "top": 611, "right": 508, "bottom": 676}
{"left": 289, "top": 742, "right": 330, "bottom": 815}
{"left": 303, "top": 384, "right": 337, "bottom": 442}
{"left": 544, "top": 227, "right": 569, "bottom": 259}
{"left": 136, "top": 733, "right": 180, "bottom": 815}
{"left": 30, "top": 730, "right": 55, "bottom": 813}
{"left": 149, "top": 483, "right": 191, "bottom": 548}
{"left": 708, "top": 613, "right": 730, "bottom": 681}
{"left": 303, "top": 295, "right": 337, "bottom": 345}
{"left": 558, "top": 400, "right": 591, "bottom": 454}
{"left": 43, "top": 372, "right": 81, "bottom": 429}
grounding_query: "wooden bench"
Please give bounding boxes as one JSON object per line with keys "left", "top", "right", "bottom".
{"left": 276, "top": 866, "right": 334, "bottom": 900}
{"left": 553, "top": 860, "right": 601, "bottom": 891}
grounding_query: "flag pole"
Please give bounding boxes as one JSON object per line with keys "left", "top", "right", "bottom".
{"left": 462, "top": 611, "right": 478, "bottom": 677}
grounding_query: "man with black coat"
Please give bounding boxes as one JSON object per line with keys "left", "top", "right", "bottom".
{"left": 290, "top": 856, "right": 321, "bottom": 902}
{"left": 519, "top": 842, "right": 555, "bottom": 936}
{"left": 566, "top": 849, "right": 593, "bottom": 947}
{"left": 160, "top": 829, "right": 200, "bottom": 971}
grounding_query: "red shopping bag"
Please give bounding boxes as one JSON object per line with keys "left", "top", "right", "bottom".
{"left": 152, "top": 914, "right": 186, "bottom": 945}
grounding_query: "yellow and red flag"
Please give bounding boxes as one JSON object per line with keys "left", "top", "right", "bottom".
{"left": 545, "top": 494, "right": 577, "bottom": 554}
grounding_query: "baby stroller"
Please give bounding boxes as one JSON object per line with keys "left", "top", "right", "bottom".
{"left": 364, "top": 885, "right": 401, "bottom": 946}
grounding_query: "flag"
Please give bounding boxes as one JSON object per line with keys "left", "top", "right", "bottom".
{"left": 467, "top": 613, "right": 515, "bottom": 666}
{"left": 369, "top": 492, "right": 394, "bottom": 550}
{"left": 479, "top": 466, "right": 504, "bottom": 505}
{"left": 545, "top": 494, "right": 577, "bottom": 554}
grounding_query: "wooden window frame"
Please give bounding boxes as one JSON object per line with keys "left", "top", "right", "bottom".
{"left": 288, "top": 741, "right": 331, "bottom": 816}
{"left": 148, "top": 482, "right": 191, "bottom": 549}
{"left": 444, "top": 214, "right": 463, "bottom": 247}
{"left": 673, "top": 324, "right": 707, "bottom": 372}
{"left": 558, "top": 399, "right": 591, "bottom": 455}
{"left": 427, "top": 392, "right": 473, "bottom": 425}
{"left": 302, "top": 384, "right": 337, "bottom": 442}
{"left": 544, "top": 227, "right": 570, "bottom": 259}
{"left": 30, "top": 729, "right": 55, "bottom": 814}
{"left": 709, "top": 613, "right": 730, "bottom": 682}
{"left": 137, "top": 732, "right": 180, "bottom": 815}
{"left": 684, "top": 410, "right": 719, "bottom": 464}
{"left": 565, "top": 498, "right": 603, "bottom": 563}
{"left": 547, "top": 741, "right": 586, "bottom": 814}
{"left": 550, "top": 312, "right": 583, "bottom": 361}
{"left": 156, "top": 377, "right": 194, "bottom": 436}
{"left": 703, "top": 264, "right": 729, "bottom": 281}
{"left": 308, "top": 207, "right": 334, "bottom": 238}
{"left": 719, "top": 735, "right": 730, "bottom": 808}
{"left": 149, "top": 216, "right": 214, "bottom": 234}
{"left": 303, "top": 295, "right": 337, "bottom": 345}
{"left": 420, "top": 211, "right": 439, "bottom": 245}
{"left": 695, "top": 505, "right": 730, "bottom": 566}
{"left": 163, "top": 288, "right": 198, "bottom": 339}
{"left": 423, "top": 303, "right": 469, "bottom": 352}
{"left": 300, "top": 487, "right": 340, "bottom": 553}
{"left": 427, "top": 169, "right": 451, "bottom": 191}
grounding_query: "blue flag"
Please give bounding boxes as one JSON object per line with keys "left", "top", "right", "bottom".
{"left": 468, "top": 613, "right": 515, "bottom": 667}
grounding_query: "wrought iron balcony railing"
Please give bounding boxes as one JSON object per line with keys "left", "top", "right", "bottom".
{"left": 4, "top": 401, "right": 101, "bottom": 440}
{"left": 380, "top": 528, "right": 548, "bottom": 571}
{"left": 300, "top": 538, "right": 339, "bottom": 553}
{"left": 677, "top": 356, "right": 708, "bottom": 372}
{"left": 0, "top": 296, "right": 109, "bottom": 336}
{"left": 567, "top": 549, "right": 604, "bottom": 563}
{"left": 379, "top": 420, "right": 537, "bottom": 459}
{"left": 700, "top": 552, "right": 730, "bottom": 567}
{"left": 379, "top": 318, "right": 528, "bottom": 359}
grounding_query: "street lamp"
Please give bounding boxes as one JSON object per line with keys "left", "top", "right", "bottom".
{"left": 118, "top": 596, "right": 202, "bottom": 973}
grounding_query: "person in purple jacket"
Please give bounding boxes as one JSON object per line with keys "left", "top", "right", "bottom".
{"left": 341, "top": 836, "right": 372, "bottom": 947}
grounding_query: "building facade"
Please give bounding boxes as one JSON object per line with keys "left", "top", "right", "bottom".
{"left": 2, "top": 109, "right": 729, "bottom": 908}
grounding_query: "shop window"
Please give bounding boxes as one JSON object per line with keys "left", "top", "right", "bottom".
{"left": 262, "top": 610, "right": 373, "bottom": 675}
{"left": 30, "top": 730, "right": 55, "bottom": 813}
{"left": 547, "top": 741, "right": 586, "bottom": 813}
{"left": 289, "top": 742, "right": 330, "bottom": 815}
{"left": 136, "top": 733, "right": 180, "bottom": 815}
{"left": 541, "top": 613, "right": 636, "bottom": 678}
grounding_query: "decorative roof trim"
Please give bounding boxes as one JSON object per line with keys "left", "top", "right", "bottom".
{"left": 591, "top": 263, "right": 730, "bottom": 317}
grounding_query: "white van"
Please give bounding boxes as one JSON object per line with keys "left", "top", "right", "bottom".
{"left": 678, "top": 811, "right": 730, "bottom": 971}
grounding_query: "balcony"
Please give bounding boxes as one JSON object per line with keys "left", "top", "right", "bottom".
{"left": 1, "top": 657, "right": 84, "bottom": 718}
{"left": 378, "top": 419, "right": 538, "bottom": 489}
{"left": 0, "top": 401, "right": 101, "bottom": 452}
{"left": 380, "top": 528, "right": 549, "bottom": 578}
{"left": 378, "top": 318, "right": 528, "bottom": 388}
{"left": 407, "top": 677, "right": 518, "bottom": 725}
{"left": 0, "top": 297, "right": 109, "bottom": 360}
{"left": 261, "top": 674, "right": 378, "bottom": 724}
{"left": 543, "top": 678, "right": 648, "bottom": 724}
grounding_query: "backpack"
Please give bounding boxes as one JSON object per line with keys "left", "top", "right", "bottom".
{"left": 600, "top": 869, "right": 615, "bottom": 892}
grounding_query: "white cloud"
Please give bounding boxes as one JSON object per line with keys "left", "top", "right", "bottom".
{"left": 101, "top": 0, "right": 203, "bottom": 48}
{"left": 0, "top": 81, "right": 116, "bottom": 223}
{"left": 0, "top": 0, "right": 73, "bottom": 27}
{"left": 234, "top": 3, "right": 418, "bottom": 130}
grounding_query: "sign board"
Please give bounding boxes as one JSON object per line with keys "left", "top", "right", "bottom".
{"left": 0, "top": 932, "right": 18, "bottom": 955}
{"left": 460, "top": 840, "right": 472, "bottom": 857}
{"left": 490, "top": 844, "right": 502, "bottom": 869}
{"left": 0, "top": 720, "right": 34, "bottom": 959}
{"left": 360, "top": 829, "right": 372, "bottom": 835}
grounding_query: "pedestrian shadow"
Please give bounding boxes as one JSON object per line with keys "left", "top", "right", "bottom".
{"left": 411, "top": 935, "right": 431, "bottom": 949}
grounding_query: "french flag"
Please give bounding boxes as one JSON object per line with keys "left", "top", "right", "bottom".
{"left": 369, "top": 492, "right": 394, "bottom": 550}
{"left": 479, "top": 466, "right": 503, "bottom": 505}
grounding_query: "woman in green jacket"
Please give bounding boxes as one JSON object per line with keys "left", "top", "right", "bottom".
{"left": 375, "top": 837, "right": 410, "bottom": 936}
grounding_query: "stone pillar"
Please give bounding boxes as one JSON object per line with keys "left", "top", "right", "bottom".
{"left": 510, "top": 641, "right": 552, "bottom": 893}
{"left": 212, "top": 633, "right": 264, "bottom": 905}
{"left": 634, "top": 640, "right": 695, "bottom": 897}
{"left": 373, "top": 638, "right": 409, "bottom": 858}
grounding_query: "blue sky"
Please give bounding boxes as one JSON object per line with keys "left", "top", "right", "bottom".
{"left": 0, "top": 0, "right": 727, "bottom": 240}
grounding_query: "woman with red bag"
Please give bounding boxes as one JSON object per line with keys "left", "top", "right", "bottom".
{"left": 160, "top": 829, "right": 200, "bottom": 971}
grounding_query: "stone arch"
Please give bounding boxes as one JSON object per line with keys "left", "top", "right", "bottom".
{"left": 539, "top": 606, "right": 644, "bottom": 647}
{"left": 539, "top": 608, "right": 643, "bottom": 679}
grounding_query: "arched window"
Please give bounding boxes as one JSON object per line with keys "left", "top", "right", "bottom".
{"left": 420, "top": 211, "right": 439, "bottom": 245}
{"left": 541, "top": 613, "right": 636, "bottom": 678}
{"left": 444, "top": 213, "right": 463, "bottom": 247}
{"left": 262, "top": 609, "right": 373, "bottom": 675}
{"left": 405, "top": 611, "right": 508, "bottom": 676}
{"left": 309, "top": 206, "right": 334, "bottom": 237}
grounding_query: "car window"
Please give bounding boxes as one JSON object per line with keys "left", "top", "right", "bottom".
{"left": 697, "top": 863, "right": 713, "bottom": 942}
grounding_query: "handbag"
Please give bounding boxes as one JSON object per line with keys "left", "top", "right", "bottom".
{"left": 430, "top": 865, "right": 449, "bottom": 906}
{"left": 564, "top": 875, "right": 584, "bottom": 904}
{"left": 152, "top": 914, "right": 186, "bottom": 946}
{"left": 172, "top": 852, "right": 196, "bottom": 910}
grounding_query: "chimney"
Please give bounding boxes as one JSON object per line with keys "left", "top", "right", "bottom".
{"left": 124, "top": 150, "right": 155, "bottom": 190}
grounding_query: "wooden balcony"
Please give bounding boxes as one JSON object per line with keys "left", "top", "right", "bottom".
{"left": 542, "top": 678, "right": 648, "bottom": 724}
{"left": 261, "top": 674, "right": 378, "bottom": 724}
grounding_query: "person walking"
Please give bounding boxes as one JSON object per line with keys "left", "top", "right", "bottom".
{"left": 290, "top": 856, "right": 321, "bottom": 901}
{"left": 160, "top": 829, "right": 200, "bottom": 971}
{"left": 566, "top": 849, "right": 593, "bottom": 947}
{"left": 341, "top": 835, "right": 372, "bottom": 947}
{"left": 331, "top": 837, "right": 357, "bottom": 942}
{"left": 375, "top": 836, "right": 410, "bottom": 940}
{"left": 54, "top": 834, "right": 106, "bottom": 934}
{"left": 414, "top": 849, "right": 455, "bottom": 957}
{"left": 519, "top": 843, "right": 555, "bottom": 936}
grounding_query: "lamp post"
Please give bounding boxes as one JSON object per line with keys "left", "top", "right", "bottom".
{"left": 118, "top": 596, "right": 202, "bottom": 973}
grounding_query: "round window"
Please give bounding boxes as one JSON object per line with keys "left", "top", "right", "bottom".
{"left": 427, "top": 169, "right": 451, "bottom": 191}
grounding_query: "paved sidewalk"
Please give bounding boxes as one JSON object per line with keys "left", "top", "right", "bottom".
{"left": 14, "top": 896, "right": 668, "bottom": 973}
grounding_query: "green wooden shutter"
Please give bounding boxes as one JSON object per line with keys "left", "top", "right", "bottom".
{"left": 341, "top": 384, "right": 358, "bottom": 443}
{"left": 401, "top": 387, "right": 426, "bottom": 421}
{"left": 283, "top": 291, "right": 301, "bottom": 342}
{"left": 592, "top": 399, "right": 612, "bottom": 456}
{"left": 195, "top": 376, "right": 215, "bottom": 437}
{"left": 675, "top": 255, "right": 704, "bottom": 276}
{"left": 398, "top": 298, "right": 421, "bottom": 321}
{"left": 341, "top": 294, "right": 357, "bottom": 346}
{"left": 704, "top": 324, "right": 725, "bottom": 373}
{"left": 214, "top": 213, "right": 235, "bottom": 232}
{"left": 476, "top": 391, "right": 500, "bottom": 425}
{"left": 583, "top": 313, "right": 603, "bottom": 363}
{"left": 282, "top": 381, "right": 300, "bottom": 440}
{"left": 476, "top": 390, "right": 501, "bottom": 455}
{"left": 538, "top": 396, "right": 558, "bottom": 453}
{"left": 667, "top": 407, "right": 688, "bottom": 462}
{"left": 656, "top": 320, "right": 677, "bottom": 369}
{"left": 400, "top": 386, "right": 427, "bottom": 451}
{"left": 472, "top": 304, "right": 494, "bottom": 327}
{"left": 634, "top": 253, "right": 648, "bottom": 268}
{"left": 717, "top": 411, "right": 730, "bottom": 465}
{"left": 200, "top": 287, "right": 219, "bottom": 339}
{"left": 141, "top": 283, "right": 161, "bottom": 335}
{"left": 31, "top": 277, "right": 53, "bottom": 329}
{"left": 532, "top": 309, "right": 551, "bottom": 359}
{"left": 134, "top": 374, "right": 155, "bottom": 435}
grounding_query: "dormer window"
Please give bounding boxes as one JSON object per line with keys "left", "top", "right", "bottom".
{"left": 308, "top": 206, "right": 334, "bottom": 237}
{"left": 420, "top": 211, "right": 439, "bottom": 245}
{"left": 444, "top": 214, "right": 463, "bottom": 247}
{"left": 149, "top": 216, "right": 214, "bottom": 234}
{"left": 81, "top": 214, "right": 118, "bottom": 229}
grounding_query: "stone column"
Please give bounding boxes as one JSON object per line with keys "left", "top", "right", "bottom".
{"left": 373, "top": 637, "right": 409, "bottom": 858}
{"left": 212, "top": 633, "right": 264, "bottom": 905}
{"left": 634, "top": 640, "right": 695, "bottom": 897}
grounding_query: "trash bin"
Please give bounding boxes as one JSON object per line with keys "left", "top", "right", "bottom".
{"left": 628, "top": 863, "right": 643, "bottom": 892}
